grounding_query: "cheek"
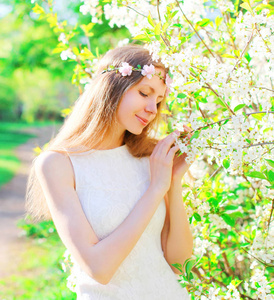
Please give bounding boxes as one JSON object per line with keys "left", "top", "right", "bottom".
{"left": 116, "top": 95, "right": 134, "bottom": 122}
{"left": 119, "top": 92, "right": 138, "bottom": 114}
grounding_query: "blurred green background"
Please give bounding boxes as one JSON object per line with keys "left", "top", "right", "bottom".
{"left": 0, "top": 0, "right": 130, "bottom": 298}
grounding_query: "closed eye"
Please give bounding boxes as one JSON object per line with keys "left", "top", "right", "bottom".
{"left": 139, "top": 91, "right": 148, "bottom": 97}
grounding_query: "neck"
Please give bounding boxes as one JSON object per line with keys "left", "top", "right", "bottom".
{"left": 95, "top": 131, "right": 126, "bottom": 150}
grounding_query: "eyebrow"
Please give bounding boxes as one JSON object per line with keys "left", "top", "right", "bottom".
{"left": 139, "top": 84, "right": 164, "bottom": 99}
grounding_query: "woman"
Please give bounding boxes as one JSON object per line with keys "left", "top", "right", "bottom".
{"left": 25, "top": 44, "right": 193, "bottom": 299}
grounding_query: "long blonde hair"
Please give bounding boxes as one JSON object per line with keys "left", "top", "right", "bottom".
{"left": 25, "top": 44, "right": 169, "bottom": 222}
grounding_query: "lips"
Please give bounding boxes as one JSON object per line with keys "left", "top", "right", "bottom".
{"left": 135, "top": 115, "right": 148, "bottom": 125}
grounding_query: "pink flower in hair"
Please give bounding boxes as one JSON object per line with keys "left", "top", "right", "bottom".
{"left": 141, "top": 64, "right": 155, "bottom": 79}
{"left": 165, "top": 74, "right": 173, "bottom": 88}
{"left": 119, "top": 62, "right": 133, "bottom": 76}
{"left": 165, "top": 74, "right": 173, "bottom": 96}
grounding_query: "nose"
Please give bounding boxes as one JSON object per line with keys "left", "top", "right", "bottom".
{"left": 144, "top": 100, "right": 157, "bottom": 115}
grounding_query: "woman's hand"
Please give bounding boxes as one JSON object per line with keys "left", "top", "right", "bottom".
{"left": 171, "top": 125, "right": 194, "bottom": 182}
{"left": 149, "top": 132, "right": 181, "bottom": 196}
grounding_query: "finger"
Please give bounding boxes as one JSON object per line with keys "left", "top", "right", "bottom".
{"left": 166, "top": 144, "right": 180, "bottom": 161}
{"left": 152, "top": 132, "right": 171, "bottom": 156}
{"left": 157, "top": 132, "right": 179, "bottom": 157}
{"left": 183, "top": 124, "right": 192, "bottom": 132}
{"left": 152, "top": 139, "right": 163, "bottom": 156}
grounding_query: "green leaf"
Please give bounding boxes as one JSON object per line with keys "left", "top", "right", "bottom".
{"left": 133, "top": 34, "right": 150, "bottom": 42}
{"left": 80, "top": 23, "right": 95, "bottom": 34}
{"left": 265, "top": 159, "right": 274, "bottom": 168}
{"left": 255, "top": 282, "right": 261, "bottom": 288}
{"left": 185, "top": 259, "right": 196, "bottom": 276}
{"left": 162, "top": 22, "right": 169, "bottom": 32}
{"left": 154, "top": 22, "right": 161, "bottom": 38}
{"left": 171, "top": 263, "right": 182, "bottom": 273}
{"left": 267, "top": 10, "right": 274, "bottom": 16}
{"left": 251, "top": 113, "right": 266, "bottom": 121}
{"left": 171, "top": 10, "right": 179, "bottom": 19}
{"left": 234, "top": 49, "right": 241, "bottom": 58}
{"left": 172, "top": 23, "right": 182, "bottom": 28}
{"left": 147, "top": 12, "right": 155, "bottom": 27}
{"left": 33, "top": 3, "right": 45, "bottom": 15}
{"left": 199, "top": 97, "right": 208, "bottom": 103}
{"left": 189, "top": 130, "right": 200, "bottom": 142}
{"left": 195, "top": 101, "right": 200, "bottom": 111}
{"left": 215, "top": 16, "right": 223, "bottom": 27}
{"left": 193, "top": 212, "right": 201, "bottom": 221}
{"left": 244, "top": 52, "right": 252, "bottom": 63}
{"left": 168, "top": 99, "right": 176, "bottom": 110}
{"left": 215, "top": 98, "right": 228, "bottom": 109}
{"left": 78, "top": 47, "right": 94, "bottom": 59}
{"left": 246, "top": 171, "right": 266, "bottom": 180}
{"left": 208, "top": 197, "right": 219, "bottom": 208}
{"left": 221, "top": 213, "right": 235, "bottom": 226}
{"left": 223, "top": 158, "right": 230, "bottom": 169}
{"left": 222, "top": 54, "right": 236, "bottom": 59}
{"left": 177, "top": 93, "right": 187, "bottom": 99}
{"left": 240, "top": 2, "right": 253, "bottom": 14}
{"left": 265, "top": 170, "right": 274, "bottom": 184}
{"left": 234, "top": 104, "right": 246, "bottom": 112}
{"left": 223, "top": 205, "right": 239, "bottom": 211}
{"left": 72, "top": 47, "right": 79, "bottom": 55}
{"left": 229, "top": 212, "right": 243, "bottom": 220}
{"left": 197, "top": 18, "right": 211, "bottom": 27}
{"left": 254, "top": 4, "right": 273, "bottom": 12}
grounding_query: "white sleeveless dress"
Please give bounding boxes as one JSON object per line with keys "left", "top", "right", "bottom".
{"left": 64, "top": 144, "right": 190, "bottom": 300}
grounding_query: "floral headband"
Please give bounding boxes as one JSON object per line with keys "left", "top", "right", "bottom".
{"left": 101, "top": 62, "right": 172, "bottom": 95}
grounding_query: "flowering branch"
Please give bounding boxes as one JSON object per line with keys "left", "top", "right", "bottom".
{"left": 172, "top": 111, "right": 274, "bottom": 135}
{"left": 241, "top": 173, "right": 263, "bottom": 201}
{"left": 174, "top": 0, "right": 218, "bottom": 62}
{"left": 203, "top": 82, "right": 235, "bottom": 115}
{"left": 241, "top": 248, "right": 274, "bottom": 268}
{"left": 225, "top": 30, "right": 255, "bottom": 84}
{"left": 221, "top": 11, "right": 237, "bottom": 51}
{"left": 255, "top": 25, "right": 273, "bottom": 54}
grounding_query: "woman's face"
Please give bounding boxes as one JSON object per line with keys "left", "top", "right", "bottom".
{"left": 116, "top": 67, "right": 167, "bottom": 136}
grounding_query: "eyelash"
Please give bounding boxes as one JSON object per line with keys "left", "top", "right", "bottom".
{"left": 139, "top": 91, "right": 148, "bottom": 97}
{"left": 139, "top": 91, "right": 161, "bottom": 107}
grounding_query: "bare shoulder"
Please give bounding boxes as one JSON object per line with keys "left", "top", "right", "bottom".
{"left": 35, "top": 151, "right": 74, "bottom": 187}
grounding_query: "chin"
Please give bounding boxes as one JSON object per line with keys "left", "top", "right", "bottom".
{"left": 127, "top": 127, "right": 143, "bottom": 135}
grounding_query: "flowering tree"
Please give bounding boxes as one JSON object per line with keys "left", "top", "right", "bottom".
{"left": 33, "top": 0, "right": 274, "bottom": 298}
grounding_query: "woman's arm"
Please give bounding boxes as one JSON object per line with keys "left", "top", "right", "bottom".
{"left": 35, "top": 144, "right": 174, "bottom": 285}
{"left": 162, "top": 179, "right": 193, "bottom": 274}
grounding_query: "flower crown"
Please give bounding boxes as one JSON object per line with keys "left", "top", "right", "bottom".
{"left": 101, "top": 62, "right": 172, "bottom": 94}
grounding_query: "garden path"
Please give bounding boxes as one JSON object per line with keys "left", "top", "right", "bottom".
{"left": 0, "top": 124, "right": 60, "bottom": 278}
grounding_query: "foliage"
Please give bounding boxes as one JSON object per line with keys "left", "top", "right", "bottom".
{"left": 0, "top": 122, "right": 35, "bottom": 188}
{"left": 0, "top": 1, "right": 80, "bottom": 122}
{"left": 0, "top": 0, "right": 129, "bottom": 122}
{"left": 0, "top": 218, "right": 75, "bottom": 299}
{"left": 31, "top": 0, "right": 274, "bottom": 299}
{"left": 0, "top": 121, "right": 59, "bottom": 189}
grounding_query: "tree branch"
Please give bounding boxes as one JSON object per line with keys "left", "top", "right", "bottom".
{"left": 175, "top": 0, "right": 219, "bottom": 61}
{"left": 225, "top": 30, "right": 254, "bottom": 84}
